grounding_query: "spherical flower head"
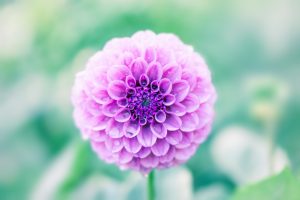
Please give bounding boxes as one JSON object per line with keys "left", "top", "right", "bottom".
{"left": 71, "top": 30, "right": 217, "bottom": 174}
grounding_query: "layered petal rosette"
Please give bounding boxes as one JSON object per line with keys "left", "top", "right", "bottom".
{"left": 72, "top": 30, "right": 216, "bottom": 174}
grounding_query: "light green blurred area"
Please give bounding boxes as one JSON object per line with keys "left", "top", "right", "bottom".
{"left": 0, "top": 0, "right": 300, "bottom": 199}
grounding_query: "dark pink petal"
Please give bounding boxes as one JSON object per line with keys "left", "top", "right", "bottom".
{"left": 163, "top": 94, "right": 176, "bottom": 106}
{"left": 139, "top": 73, "right": 149, "bottom": 87}
{"left": 165, "top": 130, "right": 183, "bottom": 145}
{"left": 117, "top": 98, "right": 128, "bottom": 107}
{"left": 107, "top": 80, "right": 127, "bottom": 100}
{"left": 107, "top": 65, "right": 130, "bottom": 81}
{"left": 105, "top": 137, "right": 123, "bottom": 153}
{"left": 91, "top": 88, "right": 111, "bottom": 104}
{"left": 144, "top": 47, "right": 156, "bottom": 63}
{"left": 123, "top": 137, "right": 142, "bottom": 154}
{"left": 151, "top": 139, "right": 170, "bottom": 156}
{"left": 181, "top": 93, "right": 200, "bottom": 113}
{"left": 171, "top": 80, "right": 190, "bottom": 102}
{"left": 123, "top": 120, "right": 140, "bottom": 138}
{"left": 159, "top": 146, "right": 175, "bottom": 163}
{"left": 150, "top": 121, "right": 167, "bottom": 138}
{"left": 119, "top": 149, "right": 133, "bottom": 164}
{"left": 137, "top": 125, "right": 157, "bottom": 147}
{"left": 130, "top": 58, "right": 147, "bottom": 80}
{"left": 125, "top": 75, "right": 136, "bottom": 87}
{"left": 146, "top": 62, "right": 162, "bottom": 81}
{"left": 180, "top": 113, "right": 199, "bottom": 132}
{"left": 162, "top": 63, "right": 182, "bottom": 82}
{"left": 102, "top": 101, "right": 120, "bottom": 117}
{"left": 164, "top": 114, "right": 182, "bottom": 131}
{"left": 136, "top": 147, "right": 151, "bottom": 158}
{"left": 150, "top": 80, "right": 159, "bottom": 92}
{"left": 114, "top": 108, "right": 131, "bottom": 122}
{"left": 159, "top": 78, "right": 172, "bottom": 94}
{"left": 140, "top": 154, "right": 159, "bottom": 168}
{"left": 105, "top": 119, "right": 124, "bottom": 138}
{"left": 165, "top": 103, "right": 186, "bottom": 116}
{"left": 154, "top": 110, "right": 166, "bottom": 123}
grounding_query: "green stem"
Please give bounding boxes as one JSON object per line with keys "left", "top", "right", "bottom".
{"left": 147, "top": 171, "right": 155, "bottom": 200}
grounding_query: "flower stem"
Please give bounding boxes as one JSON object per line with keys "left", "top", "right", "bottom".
{"left": 147, "top": 171, "right": 155, "bottom": 200}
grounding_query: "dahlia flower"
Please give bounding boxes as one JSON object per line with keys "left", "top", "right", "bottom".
{"left": 71, "top": 30, "right": 216, "bottom": 174}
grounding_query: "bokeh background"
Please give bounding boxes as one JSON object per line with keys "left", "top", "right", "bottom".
{"left": 1, "top": 0, "right": 300, "bottom": 199}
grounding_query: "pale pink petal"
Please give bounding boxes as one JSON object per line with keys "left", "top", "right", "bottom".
{"left": 144, "top": 47, "right": 156, "bottom": 63}
{"left": 105, "top": 137, "right": 123, "bottom": 153}
{"left": 165, "top": 130, "right": 183, "bottom": 145}
{"left": 146, "top": 62, "right": 162, "bottom": 81}
{"left": 181, "top": 93, "right": 200, "bottom": 113}
{"left": 151, "top": 139, "right": 170, "bottom": 156}
{"left": 171, "top": 80, "right": 190, "bottom": 102}
{"left": 137, "top": 125, "right": 157, "bottom": 147}
{"left": 119, "top": 149, "right": 133, "bottom": 164}
{"left": 107, "top": 65, "right": 130, "bottom": 81}
{"left": 159, "top": 146, "right": 175, "bottom": 163}
{"left": 150, "top": 121, "right": 167, "bottom": 138}
{"left": 91, "top": 88, "right": 111, "bottom": 104}
{"left": 162, "top": 63, "right": 182, "bottom": 82}
{"left": 140, "top": 154, "right": 159, "bottom": 168}
{"left": 123, "top": 137, "right": 142, "bottom": 154}
{"left": 176, "top": 131, "right": 194, "bottom": 149}
{"left": 165, "top": 103, "right": 186, "bottom": 116}
{"left": 164, "top": 114, "right": 182, "bottom": 131}
{"left": 105, "top": 119, "right": 124, "bottom": 138}
{"left": 114, "top": 108, "right": 131, "bottom": 122}
{"left": 107, "top": 80, "right": 127, "bottom": 100}
{"left": 136, "top": 147, "right": 151, "bottom": 158}
{"left": 123, "top": 120, "right": 140, "bottom": 138}
{"left": 102, "top": 101, "right": 121, "bottom": 117}
{"left": 180, "top": 113, "right": 199, "bottom": 132}
{"left": 130, "top": 58, "right": 147, "bottom": 80}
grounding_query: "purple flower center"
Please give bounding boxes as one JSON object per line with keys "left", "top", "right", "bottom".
{"left": 126, "top": 84, "right": 165, "bottom": 125}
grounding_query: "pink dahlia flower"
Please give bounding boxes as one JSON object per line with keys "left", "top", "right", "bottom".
{"left": 72, "top": 30, "right": 216, "bottom": 174}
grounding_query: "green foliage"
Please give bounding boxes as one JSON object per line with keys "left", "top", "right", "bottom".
{"left": 232, "top": 169, "right": 300, "bottom": 200}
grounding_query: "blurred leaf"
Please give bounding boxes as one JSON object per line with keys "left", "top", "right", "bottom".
{"left": 231, "top": 168, "right": 300, "bottom": 200}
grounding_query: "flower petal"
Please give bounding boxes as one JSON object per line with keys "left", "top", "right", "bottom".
{"left": 107, "top": 65, "right": 130, "bottom": 81}
{"left": 159, "top": 146, "right": 175, "bottom": 163}
{"left": 159, "top": 78, "right": 172, "bottom": 94}
{"left": 136, "top": 147, "right": 151, "bottom": 158}
{"left": 151, "top": 139, "right": 170, "bottom": 156}
{"left": 165, "top": 103, "right": 186, "bottom": 116}
{"left": 114, "top": 108, "right": 131, "bottom": 122}
{"left": 102, "top": 101, "right": 120, "bottom": 117}
{"left": 144, "top": 47, "right": 156, "bottom": 63}
{"left": 130, "top": 58, "right": 147, "bottom": 80}
{"left": 150, "top": 121, "right": 167, "bottom": 138}
{"left": 181, "top": 93, "right": 200, "bottom": 113}
{"left": 105, "top": 137, "right": 123, "bottom": 153}
{"left": 154, "top": 110, "right": 166, "bottom": 123}
{"left": 105, "top": 119, "right": 124, "bottom": 138}
{"left": 119, "top": 149, "right": 133, "bottom": 164}
{"left": 123, "top": 137, "right": 142, "bottom": 154}
{"left": 137, "top": 125, "right": 157, "bottom": 147}
{"left": 165, "top": 130, "right": 183, "bottom": 145}
{"left": 107, "top": 80, "right": 127, "bottom": 100}
{"left": 125, "top": 75, "right": 136, "bottom": 87}
{"left": 175, "top": 144, "right": 197, "bottom": 161}
{"left": 176, "top": 131, "right": 193, "bottom": 149}
{"left": 163, "top": 94, "right": 176, "bottom": 106}
{"left": 164, "top": 114, "right": 182, "bottom": 131}
{"left": 146, "top": 62, "right": 162, "bottom": 81}
{"left": 91, "top": 88, "right": 111, "bottom": 104}
{"left": 140, "top": 154, "right": 159, "bottom": 168}
{"left": 162, "top": 63, "right": 182, "bottom": 82}
{"left": 123, "top": 120, "right": 140, "bottom": 138}
{"left": 171, "top": 80, "right": 190, "bottom": 102}
{"left": 180, "top": 113, "right": 199, "bottom": 132}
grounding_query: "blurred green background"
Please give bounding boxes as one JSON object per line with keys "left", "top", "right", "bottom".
{"left": 0, "top": 0, "right": 300, "bottom": 199}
